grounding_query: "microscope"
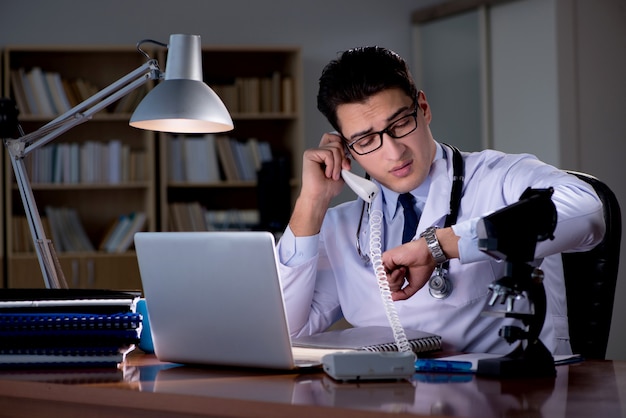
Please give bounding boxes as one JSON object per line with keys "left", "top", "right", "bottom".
{"left": 476, "top": 187, "right": 558, "bottom": 378}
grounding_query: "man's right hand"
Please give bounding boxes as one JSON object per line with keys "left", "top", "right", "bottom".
{"left": 289, "top": 132, "right": 351, "bottom": 236}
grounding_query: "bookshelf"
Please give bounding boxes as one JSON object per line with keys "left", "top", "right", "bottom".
{"left": 159, "top": 46, "right": 303, "bottom": 233}
{"left": 2, "top": 46, "right": 157, "bottom": 289}
{"left": 1, "top": 44, "right": 304, "bottom": 289}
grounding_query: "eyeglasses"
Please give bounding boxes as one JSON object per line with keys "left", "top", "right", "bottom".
{"left": 345, "top": 110, "right": 418, "bottom": 155}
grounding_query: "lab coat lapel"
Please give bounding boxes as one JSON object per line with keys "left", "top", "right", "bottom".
{"left": 418, "top": 154, "right": 454, "bottom": 230}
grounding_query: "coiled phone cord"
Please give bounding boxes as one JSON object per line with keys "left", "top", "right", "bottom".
{"left": 368, "top": 208, "right": 412, "bottom": 353}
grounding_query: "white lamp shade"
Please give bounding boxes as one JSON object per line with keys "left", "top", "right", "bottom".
{"left": 129, "top": 79, "right": 233, "bottom": 133}
{"left": 129, "top": 34, "right": 234, "bottom": 134}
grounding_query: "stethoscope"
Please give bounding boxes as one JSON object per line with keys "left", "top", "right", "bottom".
{"left": 355, "top": 144, "right": 464, "bottom": 299}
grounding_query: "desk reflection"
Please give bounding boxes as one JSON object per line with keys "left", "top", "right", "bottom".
{"left": 139, "top": 361, "right": 622, "bottom": 417}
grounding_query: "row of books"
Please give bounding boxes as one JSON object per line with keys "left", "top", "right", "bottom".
{"left": 9, "top": 66, "right": 147, "bottom": 117}
{"left": 0, "top": 288, "right": 142, "bottom": 369}
{"left": 168, "top": 202, "right": 259, "bottom": 232}
{"left": 167, "top": 134, "right": 273, "bottom": 183}
{"left": 212, "top": 72, "right": 294, "bottom": 114}
{"left": 24, "top": 139, "right": 147, "bottom": 184}
{"left": 11, "top": 210, "right": 146, "bottom": 254}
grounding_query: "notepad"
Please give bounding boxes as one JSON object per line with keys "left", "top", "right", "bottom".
{"left": 291, "top": 325, "right": 442, "bottom": 362}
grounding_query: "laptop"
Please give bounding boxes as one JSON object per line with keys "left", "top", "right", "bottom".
{"left": 134, "top": 231, "right": 321, "bottom": 370}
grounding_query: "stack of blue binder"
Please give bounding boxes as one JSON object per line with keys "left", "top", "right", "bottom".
{"left": 0, "top": 289, "right": 142, "bottom": 369}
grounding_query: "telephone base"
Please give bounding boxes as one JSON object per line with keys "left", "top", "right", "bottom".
{"left": 322, "top": 351, "right": 416, "bottom": 382}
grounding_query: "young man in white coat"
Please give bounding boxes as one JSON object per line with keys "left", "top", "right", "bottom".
{"left": 276, "top": 46, "right": 605, "bottom": 354}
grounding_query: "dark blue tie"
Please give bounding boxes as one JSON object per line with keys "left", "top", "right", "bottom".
{"left": 399, "top": 193, "right": 418, "bottom": 244}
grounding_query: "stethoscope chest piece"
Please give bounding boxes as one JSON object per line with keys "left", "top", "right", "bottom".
{"left": 428, "top": 266, "right": 453, "bottom": 299}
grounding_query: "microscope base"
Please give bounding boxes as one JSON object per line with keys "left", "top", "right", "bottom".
{"left": 476, "top": 343, "right": 556, "bottom": 378}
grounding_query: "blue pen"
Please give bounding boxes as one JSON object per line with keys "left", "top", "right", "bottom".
{"left": 414, "top": 359, "right": 473, "bottom": 373}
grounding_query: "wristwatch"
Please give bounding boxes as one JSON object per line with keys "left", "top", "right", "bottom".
{"left": 420, "top": 226, "right": 447, "bottom": 265}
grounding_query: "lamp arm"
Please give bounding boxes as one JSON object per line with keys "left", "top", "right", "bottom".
{"left": 9, "top": 155, "right": 65, "bottom": 289}
{"left": 4, "top": 59, "right": 160, "bottom": 289}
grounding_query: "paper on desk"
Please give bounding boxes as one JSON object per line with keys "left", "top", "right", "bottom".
{"left": 435, "top": 353, "right": 583, "bottom": 372}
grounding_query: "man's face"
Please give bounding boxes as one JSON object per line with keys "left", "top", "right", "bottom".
{"left": 337, "top": 88, "right": 436, "bottom": 193}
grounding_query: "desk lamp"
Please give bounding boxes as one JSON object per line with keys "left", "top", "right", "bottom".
{"left": 476, "top": 187, "right": 558, "bottom": 378}
{"left": 0, "top": 34, "right": 234, "bottom": 289}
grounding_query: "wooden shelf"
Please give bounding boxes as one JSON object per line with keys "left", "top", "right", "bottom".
{"left": 1, "top": 44, "right": 303, "bottom": 289}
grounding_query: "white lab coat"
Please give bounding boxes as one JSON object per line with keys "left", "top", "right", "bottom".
{"left": 277, "top": 145, "right": 605, "bottom": 354}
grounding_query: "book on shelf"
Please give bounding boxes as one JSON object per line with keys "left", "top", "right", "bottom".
{"left": 205, "top": 209, "right": 260, "bottom": 231}
{"left": 25, "top": 66, "right": 55, "bottom": 117}
{"left": 45, "top": 71, "right": 72, "bottom": 115}
{"left": 235, "top": 77, "right": 261, "bottom": 113}
{"left": 215, "top": 135, "right": 240, "bottom": 181}
{"left": 213, "top": 72, "right": 290, "bottom": 114}
{"left": 10, "top": 68, "right": 31, "bottom": 115}
{"left": 180, "top": 135, "right": 220, "bottom": 183}
{"left": 291, "top": 326, "right": 442, "bottom": 362}
{"left": 107, "top": 139, "right": 123, "bottom": 184}
{"left": 229, "top": 139, "right": 253, "bottom": 181}
{"left": 112, "top": 212, "right": 147, "bottom": 253}
{"left": 99, "top": 212, "right": 147, "bottom": 253}
{"left": 168, "top": 202, "right": 207, "bottom": 232}
{"left": 281, "top": 77, "right": 294, "bottom": 113}
{"left": 167, "top": 136, "right": 185, "bottom": 182}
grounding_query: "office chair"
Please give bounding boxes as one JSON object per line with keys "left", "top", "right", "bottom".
{"left": 561, "top": 171, "right": 621, "bottom": 359}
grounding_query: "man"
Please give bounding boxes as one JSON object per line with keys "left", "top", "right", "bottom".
{"left": 276, "top": 46, "right": 605, "bottom": 354}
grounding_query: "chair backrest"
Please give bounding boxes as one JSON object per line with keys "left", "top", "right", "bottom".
{"left": 561, "top": 171, "right": 621, "bottom": 359}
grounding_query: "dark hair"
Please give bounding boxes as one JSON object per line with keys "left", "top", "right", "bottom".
{"left": 317, "top": 46, "right": 418, "bottom": 132}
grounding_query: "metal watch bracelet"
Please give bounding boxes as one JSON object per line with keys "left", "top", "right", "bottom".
{"left": 420, "top": 226, "right": 447, "bottom": 265}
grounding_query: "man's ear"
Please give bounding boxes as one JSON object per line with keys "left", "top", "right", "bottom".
{"left": 417, "top": 90, "right": 432, "bottom": 124}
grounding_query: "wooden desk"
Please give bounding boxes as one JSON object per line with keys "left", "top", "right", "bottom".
{"left": 1, "top": 351, "right": 624, "bottom": 418}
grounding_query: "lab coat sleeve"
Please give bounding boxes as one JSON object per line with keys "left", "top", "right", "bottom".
{"left": 277, "top": 226, "right": 342, "bottom": 337}
{"left": 452, "top": 217, "right": 496, "bottom": 264}
{"left": 504, "top": 157, "right": 605, "bottom": 258}
{"left": 453, "top": 155, "right": 605, "bottom": 264}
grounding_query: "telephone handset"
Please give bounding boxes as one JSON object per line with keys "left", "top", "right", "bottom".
{"left": 341, "top": 169, "right": 379, "bottom": 203}
{"left": 334, "top": 129, "right": 379, "bottom": 203}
